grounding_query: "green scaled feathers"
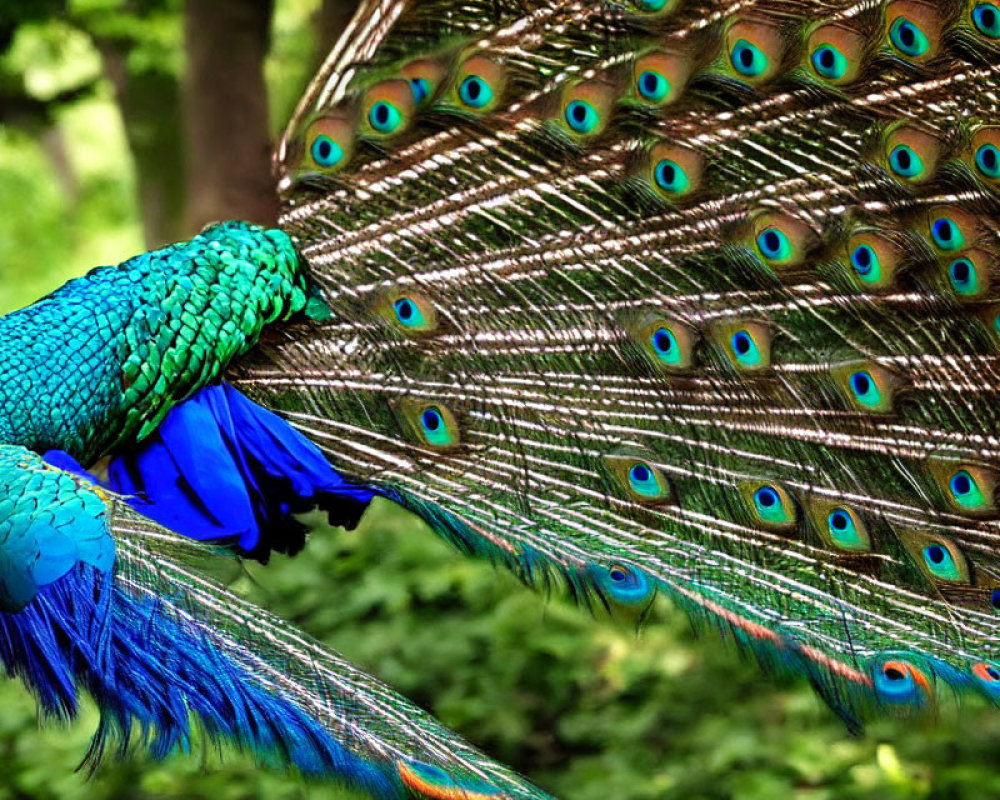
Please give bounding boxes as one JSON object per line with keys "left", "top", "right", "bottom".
{"left": 0, "top": 222, "right": 308, "bottom": 463}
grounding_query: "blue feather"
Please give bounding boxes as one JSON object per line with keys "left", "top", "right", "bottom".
{"left": 0, "top": 564, "right": 402, "bottom": 797}
{"left": 47, "top": 383, "right": 375, "bottom": 558}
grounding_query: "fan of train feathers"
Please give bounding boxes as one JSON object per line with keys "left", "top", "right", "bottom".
{"left": 231, "top": 0, "right": 1000, "bottom": 738}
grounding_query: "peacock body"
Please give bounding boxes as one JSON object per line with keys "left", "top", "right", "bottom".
{"left": 4, "top": 0, "right": 1000, "bottom": 796}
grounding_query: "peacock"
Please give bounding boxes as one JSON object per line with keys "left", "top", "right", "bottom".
{"left": 4, "top": 0, "right": 1000, "bottom": 796}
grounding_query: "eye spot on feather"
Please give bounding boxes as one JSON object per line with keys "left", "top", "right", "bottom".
{"left": 452, "top": 55, "right": 504, "bottom": 113}
{"left": 812, "top": 45, "right": 846, "bottom": 79}
{"left": 951, "top": 469, "right": 984, "bottom": 507}
{"left": 883, "top": 124, "right": 942, "bottom": 184}
{"left": 419, "top": 407, "right": 458, "bottom": 448}
{"left": 395, "top": 400, "right": 461, "bottom": 450}
{"left": 301, "top": 117, "right": 355, "bottom": 174}
{"left": 459, "top": 75, "right": 493, "bottom": 108}
{"left": 565, "top": 100, "right": 598, "bottom": 133}
{"left": 712, "top": 321, "right": 771, "bottom": 370}
{"left": 393, "top": 298, "right": 425, "bottom": 328}
{"left": 603, "top": 453, "right": 671, "bottom": 504}
{"left": 831, "top": 362, "right": 899, "bottom": 413}
{"left": 651, "top": 327, "right": 680, "bottom": 363}
{"left": 731, "top": 330, "right": 761, "bottom": 366}
{"left": 376, "top": 291, "right": 439, "bottom": 335}
{"left": 637, "top": 70, "right": 669, "bottom": 102}
{"left": 972, "top": 2, "right": 1000, "bottom": 37}
{"left": 927, "top": 207, "right": 982, "bottom": 254}
{"left": 852, "top": 244, "right": 877, "bottom": 278}
{"left": 849, "top": 370, "right": 881, "bottom": 407}
{"left": 587, "top": 562, "right": 655, "bottom": 609}
{"left": 402, "top": 58, "right": 446, "bottom": 107}
{"left": 725, "top": 20, "right": 784, "bottom": 85}
{"left": 731, "top": 39, "right": 767, "bottom": 76}
{"left": 873, "top": 658, "right": 932, "bottom": 706}
{"left": 741, "top": 482, "right": 797, "bottom": 531}
{"left": 927, "top": 460, "right": 999, "bottom": 516}
{"left": 889, "top": 18, "right": 929, "bottom": 56}
{"left": 756, "top": 227, "right": 790, "bottom": 261}
{"left": 628, "top": 462, "right": 666, "bottom": 498}
{"left": 826, "top": 507, "right": 870, "bottom": 551}
{"left": 751, "top": 212, "right": 814, "bottom": 271}
{"left": 900, "top": 526, "right": 971, "bottom": 585}
{"left": 845, "top": 231, "right": 903, "bottom": 291}
{"left": 654, "top": 160, "right": 687, "bottom": 192}
{"left": 311, "top": 135, "right": 343, "bottom": 168}
{"left": 362, "top": 81, "right": 416, "bottom": 137}
{"left": 806, "top": 24, "right": 865, "bottom": 84}
{"left": 972, "top": 128, "right": 1000, "bottom": 185}
{"left": 369, "top": 101, "right": 402, "bottom": 133}
{"left": 945, "top": 253, "right": 990, "bottom": 299}
{"left": 977, "top": 143, "right": 1000, "bottom": 176}
{"left": 558, "top": 81, "right": 614, "bottom": 139}
{"left": 646, "top": 143, "right": 703, "bottom": 200}
{"left": 630, "top": 314, "right": 697, "bottom": 371}
{"left": 930, "top": 217, "right": 965, "bottom": 251}
{"left": 889, "top": 144, "right": 922, "bottom": 178}
{"left": 633, "top": 51, "right": 693, "bottom": 106}
{"left": 886, "top": 1, "right": 945, "bottom": 61}
{"left": 922, "top": 542, "right": 964, "bottom": 581}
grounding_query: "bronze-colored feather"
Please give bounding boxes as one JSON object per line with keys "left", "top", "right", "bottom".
{"left": 230, "top": 0, "right": 1000, "bottom": 732}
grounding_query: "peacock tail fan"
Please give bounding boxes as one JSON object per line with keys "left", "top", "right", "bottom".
{"left": 227, "top": 0, "right": 1000, "bottom": 728}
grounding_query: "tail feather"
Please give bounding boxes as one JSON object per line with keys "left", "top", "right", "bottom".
{"left": 235, "top": 0, "right": 1000, "bottom": 727}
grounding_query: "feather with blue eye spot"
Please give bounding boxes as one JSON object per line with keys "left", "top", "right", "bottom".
{"left": 723, "top": 19, "right": 788, "bottom": 86}
{"left": 926, "top": 460, "right": 1000, "bottom": 517}
{"left": 882, "top": 123, "right": 944, "bottom": 184}
{"left": 971, "top": 1, "right": 1000, "bottom": 39}
{"left": 375, "top": 290, "right": 440, "bottom": 336}
{"left": 557, "top": 80, "right": 616, "bottom": 139}
{"left": 709, "top": 320, "right": 771, "bottom": 371}
{"left": 632, "top": 50, "right": 695, "bottom": 106}
{"left": 739, "top": 482, "right": 798, "bottom": 532}
{"left": 943, "top": 250, "right": 994, "bottom": 300}
{"left": 971, "top": 126, "right": 1000, "bottom": 185}
{"left": 645, "top": 143, "right": 704, "bottom": 200}
{"left": 449, "top": 54, "right": 505, "bottom": 114}
{"left": 806, "top": 23, "right": 868, "bottom": 85}
{"left": 805, "top": 497, "right": 872, "bottom": 552}
{"left": 885, "top": 1, "right": 946, "bottom": 62}
{"left": 628, "top": 312, "right": 699, "bottom": 372}
{"left": 830, "top": 362, "right": 903, "bottom": 414}
{"left": 603, "top": 453, "right": 672, "bottom": 505}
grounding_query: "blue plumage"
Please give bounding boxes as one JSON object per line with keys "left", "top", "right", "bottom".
{"left": 47, "top": 384, "right": 374, "bottom": 558}
{"left": 0, "top": 564, "right": 400, "bottom": 797}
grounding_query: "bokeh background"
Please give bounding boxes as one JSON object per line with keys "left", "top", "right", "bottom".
{"left": 3, "top": 3, "right": 1000, "bottom": 799}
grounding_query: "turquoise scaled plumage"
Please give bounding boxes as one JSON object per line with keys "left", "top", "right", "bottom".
{"left": 0, "top": 447, "right": 113, "bottom": 610}
{"left": 0, "top": 222, "right": 305, "bottom": 461}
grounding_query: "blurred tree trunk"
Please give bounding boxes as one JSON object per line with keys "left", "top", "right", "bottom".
{"left": 183, "top": 0, "right": 277, "bottom": 232}
{"left": 100, "top": 47, "right": 186, "bottom": 247}
{"left": 317, "top": 0, "right": 356, "bottom": 66}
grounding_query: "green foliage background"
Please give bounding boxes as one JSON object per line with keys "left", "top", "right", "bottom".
{"left": 3, "top": 5, "right": 1000, "bottom": 799}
